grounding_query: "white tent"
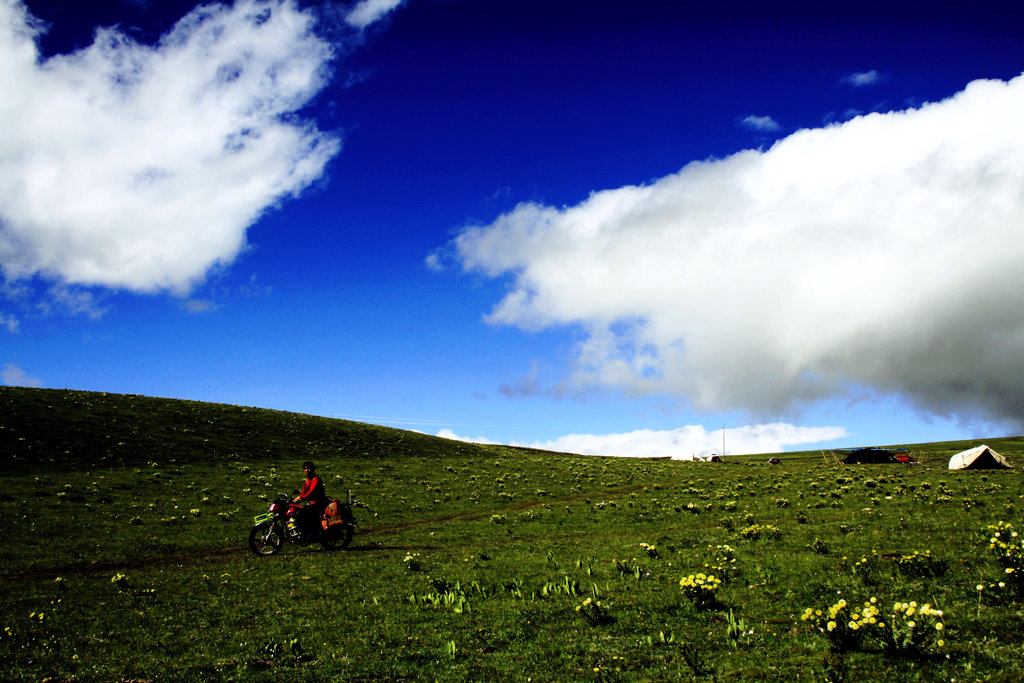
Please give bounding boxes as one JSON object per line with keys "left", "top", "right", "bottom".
{"left": 948, "top": 445, "right": 1012, "bottom": 470}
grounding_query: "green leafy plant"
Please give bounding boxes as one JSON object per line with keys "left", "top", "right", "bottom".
{"left": 576, "top": 597, "right": 613, "bottom": 626}
{"left": 725, "top": 609, "right": 751, "bottom": 649}
{"left": 738, "top": 523, "right": 781, "bottom": 541}
{"left": 808, "top": 537, "right": 831, "bottom": 554}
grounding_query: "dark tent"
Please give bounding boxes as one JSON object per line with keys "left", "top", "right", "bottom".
{"left": 841, "top": 448, "right": 896, "bottom": 464}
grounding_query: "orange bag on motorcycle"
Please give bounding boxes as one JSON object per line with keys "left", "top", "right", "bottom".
{"left": 321, "top": 499, "right": 344, "bottom": 530}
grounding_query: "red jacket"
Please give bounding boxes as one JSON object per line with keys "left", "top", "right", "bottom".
{"left": 297, "top": 475, "right": 326, "bottom": 506}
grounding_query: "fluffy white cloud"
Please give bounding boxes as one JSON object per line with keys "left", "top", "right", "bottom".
{"left": 452, "top": 74, "right": 1024, "bottom": 427}
{"left": 439, "top": 423, "right": 848, "bottom": 460}
{"left": 345, "top": 0, "right": 405, "bottom": 29}
{"left": 2, "top": 363, "right": 42, "bottom": 387}
{"left": 0, "top": 0, "right": 340, "bottom": 294}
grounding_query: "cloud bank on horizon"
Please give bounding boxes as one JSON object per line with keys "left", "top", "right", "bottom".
{"left": 2, "top": 362, "right": 42, "bottom": 388}
{"left": 438, "top": 422, "right": 849, "bottom": 460}
{"left": 0, "top": 0, "right": 341, "bottom": 294}
{"left": 450, "top": 74, "right": 1024, "bottom": 429}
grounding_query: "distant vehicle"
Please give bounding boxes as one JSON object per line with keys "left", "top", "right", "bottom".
{"left": 248, "top": 490, "right": 359, "bottom": 555}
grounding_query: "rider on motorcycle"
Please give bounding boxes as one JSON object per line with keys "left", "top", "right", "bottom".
{"left": 292, "top": 461, "right": 327, "bottom": 535}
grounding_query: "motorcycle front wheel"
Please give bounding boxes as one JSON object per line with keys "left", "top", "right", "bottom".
{"left": 320, "top": 524, "right": 354, "bottom": 551}
{"left": 248, "top": 522, "right": 284, "bottom": 555}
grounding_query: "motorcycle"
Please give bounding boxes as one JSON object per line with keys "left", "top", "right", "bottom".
{"left": 248, "top": 489, "right": 359, "bottom": 555}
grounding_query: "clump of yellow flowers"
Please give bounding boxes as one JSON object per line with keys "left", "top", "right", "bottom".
{"left": 679, "top": 573, "right": 721, "bottom": 610}
{"left": 877, "top": 600, "right": 946, "bottom": 653}
{"left": 801, "top": 598, "right": 864, "bottom": 651}
{"left": 987, "top": 521, "right": 1024, "bottom": 591}
{"left": 703, "top": 543, "right": 738, "bottom": 582}
{"left": 802, "top": 596, "right": 946, "bottom": 653}
{"left": 576, "top": 597, "right": 613, "bottom": 626}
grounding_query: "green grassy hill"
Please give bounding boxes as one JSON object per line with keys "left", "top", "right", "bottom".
{"left": 2, "top": 386, "right": 1024, "bottom": 681}
{"left": 0, "top": 386, "right": 496, "bottom": 470}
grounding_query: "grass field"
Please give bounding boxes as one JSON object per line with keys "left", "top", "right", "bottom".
{"left": 2, "top": 386, "right": 1024, "bottom": 681}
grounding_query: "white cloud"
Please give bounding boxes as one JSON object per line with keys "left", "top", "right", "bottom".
{"left": 423, "top": 251, "right": 445, "bottom": 272}
{"left": 46, "top": 285, "right": 106, "bottom": 319}
{"left": 345, "top": 0, "right": 405, "bottom": 29}
{"left": 452, "top": 74, "right": 1024, "bottom": 428}
{"left": 182, "top": 299, "right": 219, "bottom": 314}
{"left": 0, "top": 0, "right": 341, "bottom": 294}
{"left": 739, "top": 114, "right": 781, "bottom": 131}
{"left": 439, "top": 423, "right": 848, "bottom": 460}
{"left": 2, "top": 363, "right": 42, "bottom": 387}
{"left": 843, "top": 70, "right": 884, "bottom": 87}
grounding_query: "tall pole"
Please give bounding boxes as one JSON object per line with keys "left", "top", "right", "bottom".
{"left": 722, "top": 424, "right": 726, "bottom": 457}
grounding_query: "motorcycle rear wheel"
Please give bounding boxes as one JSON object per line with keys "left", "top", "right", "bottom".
{"left": 248, "top": 522, "right": 284, "bottom": 555}
{"left": 320, "top": 524, "right": 354, "bottom": 551}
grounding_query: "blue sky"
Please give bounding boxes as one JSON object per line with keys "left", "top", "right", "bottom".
{"left": 2, "top": 0, "right": 1023, "bottom": 458}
